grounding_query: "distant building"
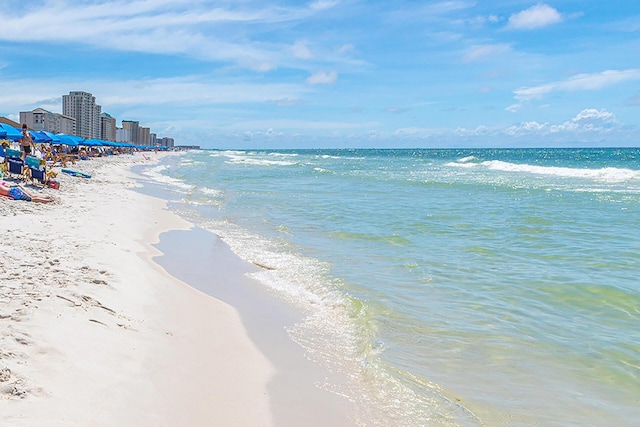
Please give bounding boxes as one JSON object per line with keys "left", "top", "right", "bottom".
{"left": 62, "top": 91, "right": 101, "bottom": 139}
{"left": 121, "top": 120, "right": 139, "bottom": 144}
{"left": 139, "top": 126, "right": 150, "bottom": 146}
{"left": 19, "top": 108, "right": 76, "bottom": 134}
{"left": 100, "top": 112, "right": 116, "bottom": 142}
{"left": 116, "top": 127, "right": 131, "bottom": 143}
{"left": 159, "top": 137, "right": 175, "bottom": 148}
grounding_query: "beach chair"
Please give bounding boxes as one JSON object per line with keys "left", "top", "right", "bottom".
{"left": 3, "top": 148, "right": 25, "bottom": 180}
{"left": 24, "top": 156, "right": 49, "bottom": 186}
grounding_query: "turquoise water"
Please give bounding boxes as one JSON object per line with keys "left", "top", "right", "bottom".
{"left": 144, "top": 148, "right": 640, "bottom": 426}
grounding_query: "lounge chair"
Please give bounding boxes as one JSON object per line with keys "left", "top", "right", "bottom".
{"left": 24, "top": 156, "right": 49, "bottom": 186}
{"left": 3, "top": 148, "right": 25, "bottom": 180}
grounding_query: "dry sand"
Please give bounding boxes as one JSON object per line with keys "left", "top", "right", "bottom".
{"left": 0, "top": 152, "right": 276, "bottom": 426}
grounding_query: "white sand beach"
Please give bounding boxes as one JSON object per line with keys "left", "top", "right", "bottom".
{"left": 0, "top": 152, "right": 309, "bottom": 426}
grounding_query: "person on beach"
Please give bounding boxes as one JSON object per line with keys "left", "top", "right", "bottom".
{"left": 0, "top": 182, "right": 54, "bottom": 203}
{"left": 19, "top": 124, "right": 34, "bottom": 160}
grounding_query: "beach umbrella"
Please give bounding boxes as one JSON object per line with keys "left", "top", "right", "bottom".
{"left": 30, "top": 130, "right": 52, "bottom": 143}
{"left": 68, "top": 135, "right": 85, "bottom": 145}
{"left": 42, "top": 131, "right": 61, "bottom": 143}
{"left": 0, "top": 123, "right": 23, "bottom": 141}
{"left": 55, "top": 134, "right": 80, "bottom": 146}
{"left": 82, "top": 139, "right": 104, "bottom": 146}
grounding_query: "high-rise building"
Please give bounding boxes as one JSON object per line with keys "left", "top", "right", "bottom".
{"left": 159, "top": 137, "right": 174, "bottom": 148}
{"left": 100, "top": 112, "right": 117, "bottom": 142}
{"left": 116, "top": 127, "right": 131, "bottom": 143}
{"left": 139, "top": 126, "right": 150, "bottom": 146}
{"left": 20, "top": 108, "right": 76, "bottom": 134}
{"left": 121, "top": 120, "right": 139, "bottom": 144}
{"left": 62, "top": 91, "right": 102, "bottom": 139}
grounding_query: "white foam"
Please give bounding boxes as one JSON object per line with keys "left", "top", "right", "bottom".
{"left": 225, "top": 157, "right": 297, "bottom": 166}
{"left": 458, "top": 156, "right": 479, "bottom": 163}
{"left": 445, "top": 161, "right": 478, "bottom": 168}
{"left": 141, "top": 165, "right": 195, "bottom": 191}
{"left": 480, "top": 160, "right": 639, "bottom": 182}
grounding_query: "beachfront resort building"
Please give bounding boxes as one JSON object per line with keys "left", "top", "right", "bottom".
{"left": 139, "top": 126, "right": 150, "bottom": 146}
{"left": 19, "top": 108, "right": 76, "bottom": 135}
{"left": 16, "top": 90, "right": 174, "bottom": 146}
{"left": 62, "top": 91, "right": 102, "bottom": 140}
{"left": 158, "top": 136, "right": 175, "bottom": 148}
{"left": 121, "top": 120, "right": 140, "bottom": 145}
{"left": 116, "top": 127, "right": 131, "bottom": 143}
{"left": 100, "top": 112, "right": 117, "bottom": 142}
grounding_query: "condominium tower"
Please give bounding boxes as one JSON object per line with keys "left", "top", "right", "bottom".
{"left": 62, "top": 91, "right": 101, "bottom": 139}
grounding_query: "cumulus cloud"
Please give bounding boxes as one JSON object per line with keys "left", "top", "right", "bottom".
{"left": 507, "top": 4, "right": 562, "bottom": 30}
{"left": 505, "top": 121, "right": 548, "bottom": 136}
{"left": 307, "top": 70, "right": 338, "bottom": 85}
{"left": 571, "top": 108, "right": 616, "bottom": 127}
{"left": 504, "top": 108, "right": 617, "bottom": 136}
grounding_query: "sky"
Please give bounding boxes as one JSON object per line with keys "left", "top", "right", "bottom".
{"left": 0, "top": 0, "right": 639, "bottom": 149}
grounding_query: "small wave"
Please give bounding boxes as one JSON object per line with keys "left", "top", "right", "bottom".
{"left": 445, "top": 161, "right": 478, "bottom": 168}
{"left": 483, "top": 160, "right": 640, "bottom": 182}
{"left": 225, "top": 157, "right": 297, "bottom": 166}
{"left": 268, "top": 152, "right": 299, "bottom": 158}
{"left": 141, "top": 165, "right": 194, "bottom": 191}
{"left": 458, "top": 156, "right": 479, "bottom": 163}
{"left": 313, "top": 167, "right": 336, "bottom": 174}
{"left": 199, "top": 186, "right": 223, "bottom": 197}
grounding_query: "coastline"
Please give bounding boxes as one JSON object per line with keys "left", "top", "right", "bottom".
{"left": 0, "top": 152, "right": 349, "bottom": 425}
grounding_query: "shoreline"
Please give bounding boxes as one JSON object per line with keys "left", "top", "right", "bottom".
{"left": 0, "top": 152, "right": 351, "bottom": 425}
{"left": 134, "top": 161, "right": 354, "bottom": 426}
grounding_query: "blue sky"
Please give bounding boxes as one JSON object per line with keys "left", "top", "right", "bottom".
{"left": 0, "top": 1, "right": 639, "bottom": 148}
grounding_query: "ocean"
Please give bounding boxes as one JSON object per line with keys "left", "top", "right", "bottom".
{"left": 141, "top": 148, "right": 640, "bottom": 426}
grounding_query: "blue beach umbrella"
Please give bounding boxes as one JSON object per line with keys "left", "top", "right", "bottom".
{"left": 42, "top": 131, "right": 61, "bottom": 143}
{"left": 81, "top": 139, "right": 104, "bottom": 146}
{"left": 55, "top": 134, "right": 80, "bottom": 146}
{"left": 30, "top": 130, "right": 52, "bottom": 143}
{"left": 0, "top": 123, "right": 23, "bottom": 141}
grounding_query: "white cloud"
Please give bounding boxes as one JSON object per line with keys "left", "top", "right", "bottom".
{"left": 505, "top": 121, "right": 548, "bottom": 136}
{"left": 514, "top": 69, "right": 640, "bottom": 102}
{"left": 423, "top": 1, "right": 475, "bottom": 15}
{"left": 292, "top": 42, "right": 313, "bottom": 59}
{"left": 506, "top": 103, "right": 521, "bottom": 113}
{"left": 270, "top": 98, "right": 301, "bottom": 107}
{"left": 0, "top": 1, "right": 346, "bottom": 72}
{"left": 309, "top": 0, "right": 340, "bottom": 11}
{"left": 307, "top": 70, "right": 338, "bottom": 85}
{"left": 572, "top": 108, "right": 616, "bottom": 124}
{"left": 507, "top": 4, "right": 562, "bottom": 30}
{"left": 463, "top": 43, "right": 511, "bottom": 62}
{"left": 0, "top": 75, "right": 311, "bottom": 116}
{"left": 504, "top": 108, "right": 617, "bottom": 136}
